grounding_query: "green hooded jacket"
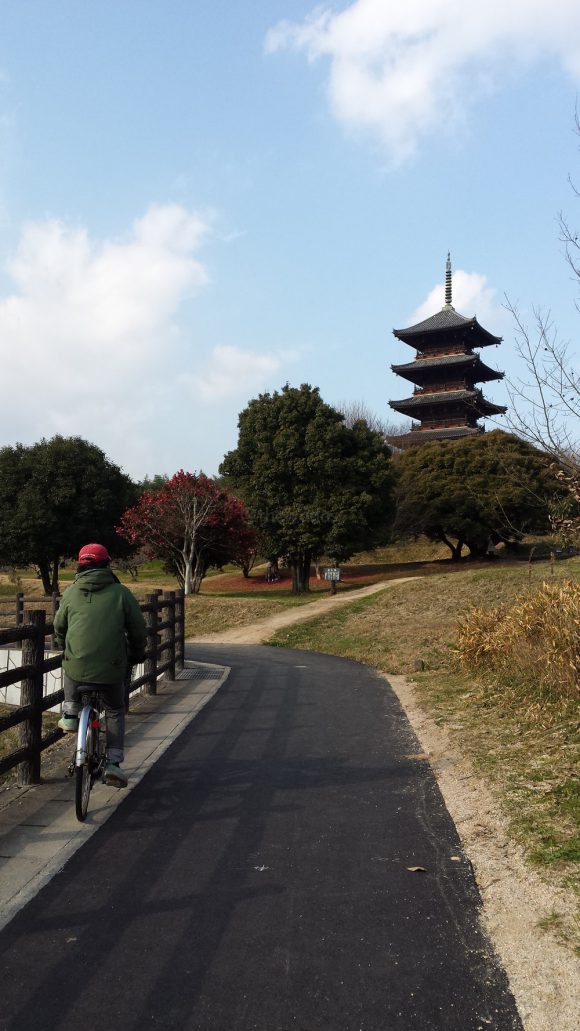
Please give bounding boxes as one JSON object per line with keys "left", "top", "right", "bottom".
{"left": 53, "top": 568, "right": 147, "bottom": 684}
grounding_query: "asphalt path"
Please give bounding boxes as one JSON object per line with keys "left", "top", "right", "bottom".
{"left": 0, "top": 645, "right": 522, "bottom": 1031}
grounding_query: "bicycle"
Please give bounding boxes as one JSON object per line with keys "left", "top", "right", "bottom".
{"left": 66, "top": 689, "right": 108, "bottom": 822}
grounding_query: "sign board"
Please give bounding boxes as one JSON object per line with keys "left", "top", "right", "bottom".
{"left": 324, "top": 567, "right": 340, "bottom": 581}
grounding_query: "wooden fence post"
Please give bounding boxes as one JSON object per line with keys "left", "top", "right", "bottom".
{"left": 15, "top": 592, "right": 24, "bottom": 627}
{"left": 162, "top": 591, "right": 176, "bottom": 681}
{"left": 18, "top": 610, "right": 45, "bottom": 786}
{"left": 143, "top": 593, "right": 159, "bottom": 696}
{"left": 174, "top": 589, "right": 185, "bottom": 672}
{"left": 50, "top": 592, "right": 59, "bottom": 649}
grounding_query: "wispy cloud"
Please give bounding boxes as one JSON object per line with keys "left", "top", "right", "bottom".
{"left": 188, "top": 344, "right": 298, "bottom": 401}
{"left": 266, "top": 0, "right": 580, "bottom": 162}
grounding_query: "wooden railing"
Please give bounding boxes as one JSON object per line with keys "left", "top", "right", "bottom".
{"left": 0, "top": 589, "right": 185, "bottom": 786}
{"left": 0, "top": 592, "right": 60, "bottom": 626}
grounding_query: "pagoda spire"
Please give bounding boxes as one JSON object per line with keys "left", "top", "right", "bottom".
{"left": 443, "top": 252, "right": 454, "bottom": 310}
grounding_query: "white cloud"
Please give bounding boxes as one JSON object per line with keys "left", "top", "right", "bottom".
{"left": 266, "top": 0, "right": 580, "bottom": 161}
{"left": 0, "top": 205, "right": 213, "bottom": 472}
{"left": 188, "top": 344, "right": 297, "bottom": 401}
{"left": 408, "top": 268, "right": 502, "bottom": 327}
{"left": 0, "top": 207, "right": 300, "bottom": 476}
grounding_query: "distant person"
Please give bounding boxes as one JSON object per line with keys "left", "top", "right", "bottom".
{"left": 266, "top": 560, "right": 280, "bottom": 583}
{"left": 54, "top": 543, "right": 147, "bottom": 788}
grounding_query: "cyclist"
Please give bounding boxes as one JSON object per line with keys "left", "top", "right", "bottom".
{"left": 54, "top": 543, "right": 147, "bottom": 788}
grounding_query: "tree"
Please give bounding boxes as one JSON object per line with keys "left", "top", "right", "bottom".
{"left": 335, "top": 399, "right": 409, "bottom": 439}
{"left": 393, "top": 431, "right": 562, "bottom": 561}
{"left": 136, "top": 473, "right": 169, "bottom": 496}
{"left": 503, "top": 300, "right": 579, "bottom": 474}
{"left": 220, "top": 384, "right": 395, "bottom": 593}
{"left": 117, "top": 471, "right": 256, "bottom": 594}
{"left": 0, "top": 436, "right": 136, "bottom": 594}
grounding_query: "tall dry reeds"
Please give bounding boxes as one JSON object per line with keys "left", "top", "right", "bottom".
{"left": 456, "top": 579, "right": 580, "bottom": 707}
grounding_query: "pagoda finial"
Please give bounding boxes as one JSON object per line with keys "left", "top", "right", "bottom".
{"left": 443, "top": 252, "right": 454, "bottom": 309}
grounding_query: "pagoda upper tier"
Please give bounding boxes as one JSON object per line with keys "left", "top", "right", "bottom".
{"left": 388, "top": 255, "right": 506, "bottom": 448}
{"left": 393, "top": 306, "right": 502, "bottom": 351}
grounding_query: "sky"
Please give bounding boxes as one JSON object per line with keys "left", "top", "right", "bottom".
{"left": 1, "top": 0, "right": 579, "bottom": 480}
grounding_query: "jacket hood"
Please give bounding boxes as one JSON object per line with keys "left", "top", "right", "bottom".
{"left": 73, "top": 568, "right": 119, "bottom": 594}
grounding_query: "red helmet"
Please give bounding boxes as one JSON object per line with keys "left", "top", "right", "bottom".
{"left": 78, "top": 543, "right": 110, "bottom": 565}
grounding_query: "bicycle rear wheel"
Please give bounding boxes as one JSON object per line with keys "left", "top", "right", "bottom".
{"left": 75, "top": 720, "right": 94, "bottom": 822}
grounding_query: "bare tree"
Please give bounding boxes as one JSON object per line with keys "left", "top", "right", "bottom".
{"left": 336, "top": 399, "right": 410, "bottom": 438}
{"left": 502, "top": 299, "right": 579, "bottom": 475}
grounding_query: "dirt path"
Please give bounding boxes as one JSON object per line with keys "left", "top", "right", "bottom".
{"left": 186, "top": 577, "right": 580, "bottom": 1031}
{"left": 188, "top": 577, "right": 419, "bottom": 644}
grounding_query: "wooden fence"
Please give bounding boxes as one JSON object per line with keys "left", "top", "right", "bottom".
{"left": 0, "top": 589, "right": 185, "bottom": 786}
{"left": 0, "top": 591, "right": 59, "bottom": 624}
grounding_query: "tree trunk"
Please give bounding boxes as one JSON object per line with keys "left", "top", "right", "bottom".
{"left": 301, "top": 553, "right": 311, "bottom": 592}
{"left": 439, "top": 533, "right": 463, "bottom": 562}
{"left": 38, "top": 559, "right": 52, "bottom": 596}
{"left": 50, "top": 553, "right": 60, "bottom": 595}
{"left": 183, "top": 554, "right": 193, "bottom": 595}
{"left": 191, "top": 555, "right": 206, "bottom": 594}
{"left": 290, "top": 552, "right": 312, "bottom": 594}
{"left": 466, "top": 540, "right": 487, "bottom": 560}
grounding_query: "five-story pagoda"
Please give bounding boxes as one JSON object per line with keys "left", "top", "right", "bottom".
{"left": 389, "top": 256, "right": 506, "bottom": 448}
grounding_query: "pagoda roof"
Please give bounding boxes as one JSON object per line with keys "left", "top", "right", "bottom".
{"left": 390, "top": 388, "right": 507, "bottom": 418}
{"left": 391, "top": 352, "right": 503, "bottom": 384}
{"left": 393, "top": 307, "right": 502, "bottom": 348}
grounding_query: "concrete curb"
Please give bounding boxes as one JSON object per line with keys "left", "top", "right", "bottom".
{"left": 0, "top": 661, "right": 229, "bottom": 932}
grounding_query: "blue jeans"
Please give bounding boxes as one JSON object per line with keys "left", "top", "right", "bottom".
{"left": 63, "top": 674, "right": 125, "bottom": 764}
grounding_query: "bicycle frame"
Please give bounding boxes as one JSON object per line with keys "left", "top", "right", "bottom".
{"left": 75, "top": 701, "right": 100, "bottom": 767}
{"left": 68, "top": 690, "right": 108, "bottom": 821}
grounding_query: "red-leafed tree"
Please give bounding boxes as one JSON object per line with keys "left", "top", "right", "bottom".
{"left": 117, "top": 471, "right": 256, "bottom": 594}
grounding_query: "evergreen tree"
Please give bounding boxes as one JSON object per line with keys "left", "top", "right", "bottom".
{"left": 0, "top": 436, "right": 136, "bottom": 593}
{"left": 220, "top": 384, "right": 395, "bottom": 593}
{"left": 393, "top": 430, "right": 562, "bottom": 560}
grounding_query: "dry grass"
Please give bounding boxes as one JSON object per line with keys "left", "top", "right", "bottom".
{"left": 456, "top": 579, "right": 580, "bottom": 707}
{"left": 268, "top": 558, "right": 579, "bottom": 675}
{"left": 183, "top": 594, "right": 309, "bottom": 637}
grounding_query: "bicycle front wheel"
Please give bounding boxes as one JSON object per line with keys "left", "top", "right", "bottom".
{"left": 75, "top": 721, "right": 94, "bottom": 822}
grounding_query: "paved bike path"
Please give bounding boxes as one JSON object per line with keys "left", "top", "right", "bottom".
{"left": 0, "top": 645, "right": 522, "bottom": 1030}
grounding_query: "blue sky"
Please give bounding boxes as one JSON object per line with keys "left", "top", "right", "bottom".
{"left": 1, "top": 0, "right": 579, "bottom": 479}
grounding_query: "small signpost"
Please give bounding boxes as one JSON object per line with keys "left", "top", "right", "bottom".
{"left": 324, "top": 567, "right": 340, "bottom": 595}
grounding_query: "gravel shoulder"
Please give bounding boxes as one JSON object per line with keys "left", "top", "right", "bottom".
{"left": 188, "top": 579, "right": 580, "bottom": 1031}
